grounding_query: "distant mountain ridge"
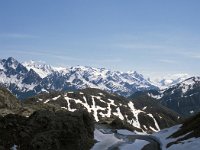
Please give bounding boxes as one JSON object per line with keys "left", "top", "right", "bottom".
{"left": 130, "top": 77, "right": 200, "bottom": 117}
{"left": 151, "top": 74, "right": 190, "bottom": 89}
{"left": 0, "top": 57, "right": 158, "bottom": 99}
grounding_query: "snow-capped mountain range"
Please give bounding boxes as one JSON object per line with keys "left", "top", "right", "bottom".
{"left": 0, "top": 57, "right": 197, "bottom": 103}
{"left": 0, "top": 57, "right": 158, "bottom": 99}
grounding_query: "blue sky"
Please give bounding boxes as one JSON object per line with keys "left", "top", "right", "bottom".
{"left": 0, "top": 0, "right": 200, "bottom": 78}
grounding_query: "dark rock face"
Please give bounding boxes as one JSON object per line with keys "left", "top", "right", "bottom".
{"left": 22, "top": 69, "right": 42, "bottom": 84}
{"left": 0, "top": 87, "right": 20, "bottom": 109}
{"left": 0, "top": 110, "right": 94, "bottom": 150}
{"left": 0, "top": 87, "right": 21, "bottom": 116}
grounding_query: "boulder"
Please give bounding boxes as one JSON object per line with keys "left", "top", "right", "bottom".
{"left": 0, "top": 110, "right": 94, "bottom": 150}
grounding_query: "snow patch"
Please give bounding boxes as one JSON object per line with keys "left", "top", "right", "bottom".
{"left": 91, "top": 129, "right": 122, "bottom": 150}
{"left": 119, "top": 139, "right": 150, "bottom": 150}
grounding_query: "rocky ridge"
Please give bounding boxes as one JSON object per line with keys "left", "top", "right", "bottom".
{"left": 26, "top": 88, "right": 181, "bottom": 133}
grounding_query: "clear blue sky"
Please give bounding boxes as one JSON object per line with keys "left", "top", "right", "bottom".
{"left": 0, "top": 0, "right": 200, "bottom": 78}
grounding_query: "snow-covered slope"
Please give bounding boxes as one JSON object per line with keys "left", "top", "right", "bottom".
{"left": 23, "top": 60, "right": 55, "bottom": 78}
{"left": 152, "top": 74, "right": 190, "bottom": 89}
{"left": 91, "top": 128, "right": 150, "bottom": 150}
{"left": 158, "top": 77, "right": 200, "bottom": 117}
{"left": 0, "top": 57, "right": 158, "bottom": 99}
{"left": 23, "top": 60, "right": 69, "bottom": 78}
{"left": 153, "top": 112, "right": 200, "bottom": 150}
{"left": 38, "top": 66, "right": 158, "bottom": 97}
{"left": 130, "top": 77, "right": 200, "bottom": 117}
{"left": 26, "top": 88, "right": 180, "bottom": 133}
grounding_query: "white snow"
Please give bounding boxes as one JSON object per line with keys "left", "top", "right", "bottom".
{"left": 98, "top": 93, "right": 105, "bottom": 96}
{"left": 0, "top": 63, "right": 4, "bottom": 70}
{"left": 92, "top": 129, "right": 150, "bottom": 150}
{"left": 167, "top": 137, "right": 200, "bottom": 150}
{"left": 148, "top": 93, "right": 163, "bottom": 99}
{"left": 152, "top": 124, "right": 200, "bottom": 150}
{"left": 147, "top": 113, "right": 160, "bottom": 131}
{"left": 38, "top": 98, "right": 43, "bottom": 101}
{"left": 61, "top": 94, "right": 134, "bottom": 122}
{"left": 10, "top": 144, "right": 18, "bottom": 150}
{"left": 91, "top": 129, "right": 122, "bottom": 150}
{"left": 23, "top": 60, "right": 54, "bottom": 78}
{"left": 190, "top": 110, "right": 194, "bottom": 114}
{"left": 91, "top": 97, "right": 106, "bottom": 121}
{"left": 52, "top": 95, "right": 61, "bottom": 100}
{"left": 108, "top": 99, "right": 117, "bottom": 106}
{"left": 117, "top": 129, "right": 136, "bottom": 135}
{"left": 127, "top": 101, "right": 143, "bottom": 129}
{"left": 41, "top": 88, "right": 49, "bottom": 93}
{"left": 151, "top": 73, "right": 190, "bottom": 89}
{"left": 43, "top": 99, "right": 50, "bottom": 103}
{"left": 142, "top": 106, "right": 147, "bottom": 110}
{"left": 119, "top": 139, "right": 149, "bottom": 150}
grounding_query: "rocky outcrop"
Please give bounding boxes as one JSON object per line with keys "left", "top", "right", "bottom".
{"left": 0, "top": 87, "right": 21, "bottom": 116}
{"left": 0, "top": 110, "right": 94, "bottom": 150}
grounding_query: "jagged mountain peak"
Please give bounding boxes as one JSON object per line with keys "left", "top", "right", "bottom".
{"left": 22, "top": 60, "right": 55, "bottom": 78}
{"left": 3, "top": 57, "right": 20, "bottom": 70}
{"left": 23, "top": 60, "right": 51, "bottom": 70}
{"left": 0, "top": 57, "right": 195, "bottom": 100}
{"left": 23, "top": 60, "right": 70, "bottom": 78}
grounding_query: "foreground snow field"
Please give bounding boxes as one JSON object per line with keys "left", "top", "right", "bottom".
{"left": 153, "top": 125, "right": 200, "bottom": 150}
{"left": 91, "top": 129, "right": 150, "bottom": 150}
{"left": 91, "top": 124, "right": 200, "bottom": 150}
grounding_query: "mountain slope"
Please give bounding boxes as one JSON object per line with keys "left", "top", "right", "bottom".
{"left": 152, "top": 74, "right": 190, "bottom": 89}
{"left": 0, "top": 57, "right": 42, "bottom": 99}
{"left": 25, "top": 88, "right": 181, "bottom": 133}
{"left": 36, "top": 66, "right": 158, "bottom": 97}
{"left": 0, "top": 87, "right": 21, "bottom": 116}
{"left": 153, "top": 112, "right": 200, "bottom": 150}
{"left": 22, "top": 60, "right": 55, "bottom": 78}
{"left": 130, "top": 77, "right": 200, "bottom": 117}
{"left": 159, "top": 77, "right": 200, "bottom": 117}
{"left": 0, "top": 57, "right": 158, "bottom": 99}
